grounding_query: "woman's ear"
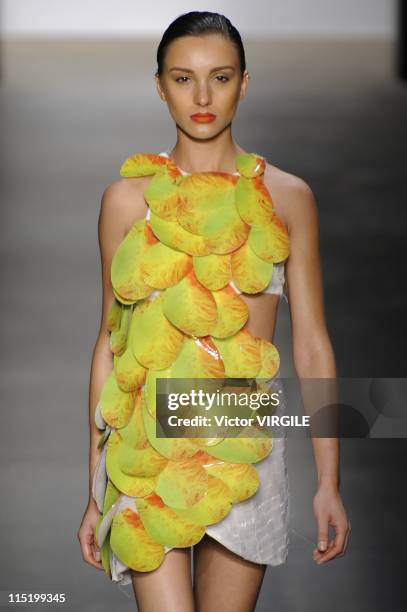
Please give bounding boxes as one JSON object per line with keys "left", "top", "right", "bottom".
{"left": 155, "top": 73, "right": 166, "bottom": 101}
{"left": 239, "top": 70, "right": 250, "bottom": 101}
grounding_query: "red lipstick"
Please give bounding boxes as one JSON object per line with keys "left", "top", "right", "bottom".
{"left": 191, "top": 113, "right": 216, "bottom": 123}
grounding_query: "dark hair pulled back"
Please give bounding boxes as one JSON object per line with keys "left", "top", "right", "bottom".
{"left": 156, "top": 11, "right": 246, "bottom": 76}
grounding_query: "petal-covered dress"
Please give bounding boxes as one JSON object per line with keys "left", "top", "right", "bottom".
{"left": 91, "top": 151, "right": 291, "bottom": 585}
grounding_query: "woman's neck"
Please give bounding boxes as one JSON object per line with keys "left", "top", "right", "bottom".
{"left": 168, "top": 134, "right": 246, "bottom": 174}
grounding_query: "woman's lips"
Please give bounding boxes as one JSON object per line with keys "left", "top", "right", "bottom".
{"left": 190, "top": 113, "right": 216, "bottom": 123}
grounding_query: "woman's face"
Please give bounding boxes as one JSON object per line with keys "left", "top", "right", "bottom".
{"left": 156, "top": 34, "right": 249, "bottom": 139}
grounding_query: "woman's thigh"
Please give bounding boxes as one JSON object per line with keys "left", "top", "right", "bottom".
{"left": 193, "top": 534, "right": 267, "bottom": 612}
{"left": 130, "top": 547, "right": 194, "bottom": 612}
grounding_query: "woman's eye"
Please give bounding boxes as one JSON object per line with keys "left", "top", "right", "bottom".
{"left": 176, "top": 76, "right": 190, "bottom": 83}
{"left": 215, "top": 75, "right": 229, "bottom": 82}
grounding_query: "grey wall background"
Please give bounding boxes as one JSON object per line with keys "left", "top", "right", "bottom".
{"left": 1, "top": 1, "right": 406, "bottom": 611}
{"left": 1, "top": 0, "right": 396, "bottom": 37}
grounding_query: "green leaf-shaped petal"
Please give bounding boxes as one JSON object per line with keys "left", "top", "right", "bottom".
{"left": 211, "top": 327, "right": 261, "bottom": 378}
{"left": 255, "top": 338, "right": 280, "bottom": 381}
{"left": 198, "top": 452, "right": 260, "bottom": 503}
{"left": 114, "top": 346, "right": 147, "bottom": 392}
{"left": 99, "top": 371, "right": 135, "bottom": 428}
{"left": 162, "top": 269, "right": 217, "bottom": 336}
{"left": 110, "top": 506, "right": 165, "bottom": 572}
{"left": 107, "top": 299, "right": 122, "bottom": 332}
{"left": 235, "top": 153, "right": 266, "bottom": 178}
{"left": 102, "top": 479, "right": 121, "bottom": 515}
{"left": 115, "top": 433, "right": 167, "bottom": 477}
{"left": 210, "top": 285, "right": 249, "bottom": 338}
{"left": 144, "top": 172, "right": 180, "bottom": 221}
{"left": 118, "top": 388, "right": 149, "bottom": 449}
{"left": 106, "top": 432, "right": 158, "bottom": 497}
{"left": 111, "top": 220, "right": 156, "bottom": 302}
{"left": 170, "top": 336, "right": 225, "bottom": 379}
{"left": 150, "top": 210, "right": 211, "bottom": 256}
{"left": 120, "top": 152, "right": 171, "bottom": 177}
{"left": 140, "top": 241, "right": 192, "bottom": 289}
{"left": 235, "top": 176, "right": 274, "bottom": 226}
{"left": 248, "top": 216, "right": 290, "bottom": 263}
{"left": 192, "top": 252, "right": 232, "bottom": 290}
{"left": 231, "top": 241, "right": 274, "bottom": 294}
{"left": 142, "top": 397, "right": 198, "bottom": 460}
{"left": 172, "top": 474, "right": 232, "bottom": 525}
{"left": 137, "top": 493, "right": 205, "bottom": 546}
{"left": 130, "top": 295, "right": 184, "bottom": 369}
{"left": 204, "top": 435, "right": 272, "bottom": 464}
{"left": 155, "top": 458, "right": 208, "bottom": 509}
{"left": 110, "top": 304, "right": 132, "bottom": 356}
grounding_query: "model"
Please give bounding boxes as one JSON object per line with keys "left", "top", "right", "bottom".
{"left": 78, "top": 11, "right": 351, "bottom": 612}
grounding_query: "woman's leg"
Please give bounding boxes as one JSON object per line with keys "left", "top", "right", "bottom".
{"left": 130, "top": 547, "right": 194, "bottom": 612}
{"left": 193, "top": 534, "right": 267, "bottom": 612}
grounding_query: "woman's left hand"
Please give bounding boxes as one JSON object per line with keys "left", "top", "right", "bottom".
{"left": 312, "top": 485, "right": 351, "bottom": 564}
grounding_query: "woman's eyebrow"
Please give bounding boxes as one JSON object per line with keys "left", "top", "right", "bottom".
{"left": 169, "top": 65, "right": 236, "bottom": 73}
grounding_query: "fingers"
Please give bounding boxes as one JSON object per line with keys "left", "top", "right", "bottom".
{"left": 338, "top": 520, "right": 352, "bottom": 557}
{"left": 316, "top": 522, "right": 329, "bottom": 553}
{"left": 77, "top": 530, "right": 104, "bottom": 571}
{"left": 313, "top": 519, "right": 351, "bottom": 564}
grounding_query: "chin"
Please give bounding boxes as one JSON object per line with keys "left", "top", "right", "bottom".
{"left": 176, "top": 122, "right": 220, "bottom": 140}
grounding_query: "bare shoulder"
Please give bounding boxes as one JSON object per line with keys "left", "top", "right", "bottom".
{"left": 263, "top": 162, "right": 318, "bottom": 234}
{"left": 100, "top": 176, "right": 150, "bottom": 236}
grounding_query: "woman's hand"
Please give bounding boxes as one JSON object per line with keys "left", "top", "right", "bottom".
{"left": 312, "top": 485, "right": 351, "bottom": 564}
{"left": 77, "top": 498, "right": 104, "bottom": 570}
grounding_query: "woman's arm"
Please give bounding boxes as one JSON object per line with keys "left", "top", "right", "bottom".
{"left": 77, "top": 179, "right": 145, "bottom": 570}
{"left": 284, "top": 177, "right": 351, "bottom": 564}
{"left": 78, "top": 178, "right": 145, "bottom": 569}
{"left": 87, "top": 183, "right": 127, "bottom": 503}
{"left": 87, "top": 179, "right": 147, "bottom": 502}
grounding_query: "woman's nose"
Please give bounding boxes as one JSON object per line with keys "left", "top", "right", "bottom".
{"left": 193, "top": 81, "right": 212, "bottom": 106}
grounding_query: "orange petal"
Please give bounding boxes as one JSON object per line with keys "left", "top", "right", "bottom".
{"left": 114, "top": 348, "right": 147, "bottom": 391}
{"left": 111, "top": 220, "right": 156, "bottom": 302}
{"left": 155, "top": 459, "right": 208, "bottom": 509}
{"left": 236, "top": 153, "right": 266, "bottom": 178}
{"left": 192, "top": 252, "right": 232, "bottom": 290}
{"left": 119, "top": 388, "right": 150, "bottom": 450}
{"left": 130, "top": 295, "right": 184, "bottom": 369}
{"left": 110, "top": 506, "right": 165, "bottom": 572}
{"left": 143, "top": 172, "right": 180, "bottom": 221}
{"left": 150, "top": 210, "right": 211, "bottom": 256}
{"left": 255, "top": 338, "right": 280, "bottom": 380}
{"left": 99, "top": 371, "right": 135, "bottom": 428}
{"left": 235, "top": 176, "right": 274, "bottom": 225}
{"left": 106, "top": 432, "right": 158, "bottom": 496}
{"left": 210, "top": 285, "right": 249, "bottom": 338}
{"left": 138, "top": 493, "right": 205, "bottom": 546}
{"left": 107, "top": 299, "right": 122, "bottom": 332}
{"left": 169, "top": 336, "right": 225, "bottom": 379}
{"left": 142, "top": 395, "right": 199, "bottom": 460}
{"left": 204, "top": 462, "right": 260, "bottom": 503}
{"left": 211, "top": 327, "right": 262, "bottom": 378}
{"left": 109, "top": 304, "right": 132, "bottom": 355}
{"left": 248, "top": 216, "right": 290, "bottom": 263}
{"left": 172, "top": 475, "right": 232, "bottom": 525}
{"left": 205, "top": 435, "right": 273, "bottom": 464}
{"left": 120, "top": 152, "right": 172, "bottom": 177}
{"left": 231, "top": 241, "right": 274, "bottom": 294}
{"left": 140, "top": 242, "right": 192, "bottom": 289}
{"left": 177, "top": 173, "right": 237, "bottom": 235}
{"left": 162, "top": 269, "right": 218, "bottom": 336}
